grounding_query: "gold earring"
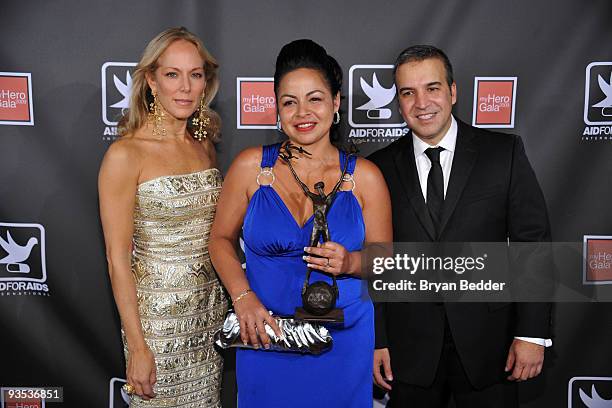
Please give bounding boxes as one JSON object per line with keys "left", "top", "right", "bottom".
{"left": 148, "top": 91, "right": 166, "bottom": 139}
{"left": 192, "top": 94, "right": 210, "bottom": 141}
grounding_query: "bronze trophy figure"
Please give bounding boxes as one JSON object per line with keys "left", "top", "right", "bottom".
{"left": 279, "top": 142, "right": 351, "bottom": 323}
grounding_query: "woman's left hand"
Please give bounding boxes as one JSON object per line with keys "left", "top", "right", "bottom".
{"left": 303, "top": 241, "right": 355, "bottom": 276}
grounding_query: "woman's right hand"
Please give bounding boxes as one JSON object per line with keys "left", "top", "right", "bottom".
{"left": 127, "top": 346, "right": 157, "bottom": 400}
{"left": 233, "top": 293, "right": 283, "bottom": 349}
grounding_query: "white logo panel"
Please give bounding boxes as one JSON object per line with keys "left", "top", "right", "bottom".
{"left": 349, "top": 65, "right": 405, "bottom": 128}
{"left": 568, "top": 376, "right": 612, "bottom": 407}
{"left": 102, "top": 62, "right": 137, "bottom": 126}
{"left": 108, "top": 377, "right": 130, "bottom": 407}
{"left": 584, "top": 62, "right": 612, "bottom": 126}
{"left": 0, "top": 222, "right": 46, "bottom": 283}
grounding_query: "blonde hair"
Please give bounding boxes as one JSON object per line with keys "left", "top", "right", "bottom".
{"left": 118, "top": 27, "right": 221, "bottom": 141}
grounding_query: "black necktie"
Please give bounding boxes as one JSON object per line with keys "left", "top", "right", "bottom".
{"left": 424, "top": 147, "right": 445, "bottom": 236}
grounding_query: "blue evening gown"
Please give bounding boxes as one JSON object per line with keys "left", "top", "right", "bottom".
{"left": 237, "top": 143, "right": 374, "bottom": 407}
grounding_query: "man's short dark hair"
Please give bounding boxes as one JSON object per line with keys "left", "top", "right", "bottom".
{"left": 393, "top": 45, "right": 454, "bottom": 87}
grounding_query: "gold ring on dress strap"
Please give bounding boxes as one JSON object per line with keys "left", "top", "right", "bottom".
{"left": 342, "top": 173, "right": 356, "bottom": 191}
{"left": 256, "top": 167, "right": 275, "bottom": 186}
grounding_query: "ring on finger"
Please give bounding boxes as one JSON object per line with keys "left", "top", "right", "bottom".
{"left": 325, "top": 258, "right": 331, "bottom": 267}
{"left": 122, "top": 383, "right": 135, "bottom": 395}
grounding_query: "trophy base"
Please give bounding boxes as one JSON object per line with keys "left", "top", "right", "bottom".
{"left": 294, "top": 307, "right": 344, "bottom": 324}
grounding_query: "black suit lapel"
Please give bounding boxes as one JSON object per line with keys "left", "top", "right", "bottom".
{"left": 439, "top": 122, "right": 478, "bottom": 236}
{"left": 392, "top": 134, "right": 437, "bottom": 240}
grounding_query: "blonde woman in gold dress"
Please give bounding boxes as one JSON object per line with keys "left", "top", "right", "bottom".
{"left": 98, "top": 27, "right": 227, "bottom": 407}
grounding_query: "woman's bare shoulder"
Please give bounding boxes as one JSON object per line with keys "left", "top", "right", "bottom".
{"left": 353, "top": 156, "right": 385, "bottom": 183}
{"left": 228, "top": 146, "right": 264, "bottom": 172}
{"left": 99, "top": 136, "right": 144, "bottom": 181}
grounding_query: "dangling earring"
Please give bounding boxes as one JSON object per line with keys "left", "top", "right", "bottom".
{"left": 192, "top": 94, "right": 210, "bottom": 141}
{"left": 148, "top": 91, "right": 166, "bottom": 139}
{"left": 333, "top": 111, "right": 340, "bottom": 125}
{"left": 276, "top": 115, "right": 282, "bottom": 132}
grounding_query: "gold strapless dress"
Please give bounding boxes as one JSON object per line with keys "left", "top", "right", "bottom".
{"left": 124, "top": 169, "right": 228, "bottom": 407}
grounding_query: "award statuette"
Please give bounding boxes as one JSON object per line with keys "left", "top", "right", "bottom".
{"left": 279, "top": 143, "right": 352, "bottom": 323}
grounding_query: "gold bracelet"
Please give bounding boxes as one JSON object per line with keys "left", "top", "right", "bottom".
{"left": 232, "top": 288, "right": 252, "bottom": 306}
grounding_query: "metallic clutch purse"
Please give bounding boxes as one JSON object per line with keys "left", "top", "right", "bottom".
{"left": 214, "top": 311, "right": 333, "bottom": 355}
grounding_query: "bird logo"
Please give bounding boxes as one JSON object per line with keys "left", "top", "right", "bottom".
{"left": 593, "top": 71, "right": 612, "bottom": 118}
{"left": 579, "top": 384, "right": 612, "bottom": 407}
{"left": 0, "top": 230, "right": 38, "bottom": 274}
{"left": 110, "top": 71, "right": 133, "bottom": 111}
{"left": 357, "top": 73, "right": 397, "bottom": 120}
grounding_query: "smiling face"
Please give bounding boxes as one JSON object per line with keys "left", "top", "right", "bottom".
{"left": 396, "top": 58, "right": 457, "bottom": 145}
{"left": 277, "top": 68, "right": 340, "bottom": 147}
{"left": 146, "top": 39, "right": 206, "bottom": 121}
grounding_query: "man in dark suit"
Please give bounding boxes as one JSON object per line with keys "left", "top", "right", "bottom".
{"left": 368, "top": 45, "right": 552, "bottom": 407}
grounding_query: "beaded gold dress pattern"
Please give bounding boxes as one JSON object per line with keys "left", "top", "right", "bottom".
{"left": 124, "top": 169, "right": 227, "bottom": 407}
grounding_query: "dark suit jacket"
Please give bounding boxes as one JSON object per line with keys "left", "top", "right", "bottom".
{"left": 367, "top": 119, "right": 552, "bottom": 389}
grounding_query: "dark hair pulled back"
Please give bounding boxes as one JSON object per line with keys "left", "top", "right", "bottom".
{"left": 274, "top": 39, "right": 343, "bottom": 145}
{"left": 274, "top": 39, "right": 342, "bottom": 96}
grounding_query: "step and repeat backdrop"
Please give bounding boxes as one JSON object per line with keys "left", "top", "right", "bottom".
{"left": 1, "top": 1, "right": 612, "bottom": 407}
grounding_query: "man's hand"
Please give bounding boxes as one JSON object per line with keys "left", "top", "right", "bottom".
{"left": 505, "top": 338, "right": 544, "bottom": 381}
{"left": 373, "top": 348, "right": 393, "bottom": 390}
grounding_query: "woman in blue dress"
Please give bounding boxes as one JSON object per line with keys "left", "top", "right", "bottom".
{"left": 210, "top": 39, "right": 392, "bottom": 407}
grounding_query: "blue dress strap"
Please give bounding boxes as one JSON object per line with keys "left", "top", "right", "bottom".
{"left": 260, "top": 143, "right": 282, "bottom": 168}
{"left": 339, "top": 150, "right": 357, "bottom": 175}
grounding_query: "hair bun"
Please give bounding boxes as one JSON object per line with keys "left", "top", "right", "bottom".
{"left": 274, "top": 39, "right": 342, "bottom": 96}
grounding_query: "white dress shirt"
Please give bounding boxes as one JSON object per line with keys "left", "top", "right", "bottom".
{"left": 413, "top": 116, "right": 458, "bottom": 201}
{"left": 412, "top": 116, "right": 552, "bottom": 348}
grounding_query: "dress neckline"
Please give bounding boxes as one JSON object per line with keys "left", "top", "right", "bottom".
{"left": 262, "top": 185, "right": 316, "bottom": 230}
{"left": 137, "top": 168, "right": 219, "bottom": 188}
{"left": 256, "top": 145, "right": 358, "bottom": 230}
